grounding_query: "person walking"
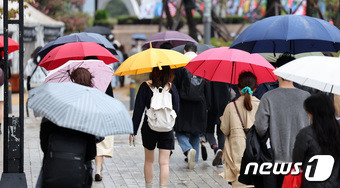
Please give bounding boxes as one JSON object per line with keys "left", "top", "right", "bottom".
{"left": 206, "top": 82, "right": 236, "bottom": 167}
{"left": 254, "top": 60, "right": 310, "bottom": 187}
{"left": 38, "top": 68, "right": 96, "bottom": 188}
{"left": 131, "top": 66, "right": 179, "bottom": 188}
{"left": 293, "top": 93, "right": 340, "bottom": 187}
{"left": 220, "top": 72, "right": 259, "bottom": 187}
{"left": 173, "top": 43, "right": 210, "bottom": 169}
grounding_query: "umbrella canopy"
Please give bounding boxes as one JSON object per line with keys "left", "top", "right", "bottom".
{"left": 171, "top": 44, "right": 215, "bottom": 54}
{"left": 185, "top": 47, "right": 277, "bottom": 84}
{"left": 273, "top": 56, "right": 340, "bottom": 95}
{"left": 259, "top": 52, "right": 324, "bottom": 63}
{"left": 84, "top": 26, "right": 114, "bottom": 40}
{"left": 231, "top": 15, "right": 340, "bottom": 54}
{"left": 0, "top": 36, "right": 19, "bottom": 54}
{"left": 28, "top": 82, "right": 133, "bottom": 137}
{"left": 131, "top": 33, "right": 148, "bottom": 41}
{"left": 44, "top": 60, "right": 113, "bottom": 92}
{"left": 39, "top": 42, "right": 118, "bottom": 70}
{"left": 38, "top": 32, "right": 117, "bottom": 59}
{"left": 114, "top": 47, "right": 191, "bottom": 76}
{"left": 142, "top": 31, "right": 197, "bottom": 49}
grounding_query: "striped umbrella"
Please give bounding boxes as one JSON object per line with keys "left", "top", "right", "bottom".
{"left": 28, "top": 82, "right": 133, "bottom": 137}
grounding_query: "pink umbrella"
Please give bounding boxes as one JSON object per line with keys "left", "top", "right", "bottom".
{"left": 185, "top": 47, "right": 277, "bottom": 84}
{"left": 44, "top": 60, "right": 113, "bottom": 92}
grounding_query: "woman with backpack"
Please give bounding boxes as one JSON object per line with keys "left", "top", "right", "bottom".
{"left": 293, "top": 93, "right": 340, "bottom": 187}
{"left": 131, "top": 66, "right": 180, "bottom": 188}
{"left": 220, "top": 71, "right": 260, "bottom": 187}
{"left": 38, "top": 68, "right": 96, "bottom": 188}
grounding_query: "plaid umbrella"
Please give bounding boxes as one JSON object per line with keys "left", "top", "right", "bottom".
{"left": 28, "top": 82, "right": 133, "bottom": 137}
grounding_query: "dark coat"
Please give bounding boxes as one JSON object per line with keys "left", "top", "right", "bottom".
{"left": 40, "top": 118, "right": 96, "bottom": 162}
{"left": 293, "top": 126, "right": 340, "bottom": 188}
{"left": 40, "top": 118, "right": 96, "bottom": 188}
{"left": 173, "top": 68, "right": 211, "bottom": 134}
{"left": 207, "top": 82, "right": 233, "bottom": 127}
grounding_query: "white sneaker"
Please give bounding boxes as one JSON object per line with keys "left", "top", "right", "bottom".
{"left": 188, "top": 149, "right": 196, "bottom": 170}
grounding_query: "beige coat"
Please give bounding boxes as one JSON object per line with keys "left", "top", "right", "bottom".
{"left": 334, "top": 94, "right": 340, "bottom": 118}
{"left": 96, "top": 135, "right": 114, "bottom": 158}
{"left": 220, "top": 96, "right": 260, "bottom": 187}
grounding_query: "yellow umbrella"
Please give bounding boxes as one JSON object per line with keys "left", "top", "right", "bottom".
{"left": 113, "top": 46, "right": 191, "bottom": 76}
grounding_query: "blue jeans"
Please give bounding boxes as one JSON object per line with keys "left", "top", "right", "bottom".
{"left": 176, "top": 132, "right": 200, "bottom": 162}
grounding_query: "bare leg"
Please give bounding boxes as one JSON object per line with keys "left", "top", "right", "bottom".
{"left": 144, "top": 148, "right": 155, "bottom": 184}
{"left": 159, "top": 149, "right": 170, "bottom": 186}
{"left": 94, "top": 156, "right": 104, "bottom": 181}
{"left": 95, "top": 156, "right": 104, "bottom": 168}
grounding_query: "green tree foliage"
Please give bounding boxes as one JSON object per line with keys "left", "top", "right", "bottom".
{"left": 0, "top": 0, "right": 33, "bottom": 19}
{"left": 95, "top": 10, "right": 109, "bottom": 20}
{"left": 104, "top": 0, "right": 129, "bottom": 18}
{"left": 30, "top": 0, "right": 90, "bottom": 33}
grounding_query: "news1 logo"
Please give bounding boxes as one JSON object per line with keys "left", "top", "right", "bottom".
{"left": 244, "top": 155, "right": 335, "bottom": 181}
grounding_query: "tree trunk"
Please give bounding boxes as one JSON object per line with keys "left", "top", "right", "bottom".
{"left": 185, "top": 8, "right": 198, "bottom": 41}
{"left": 265, "top": 0, "right": 281, "bottom": 17}
{"left": 163, "top": 0, "right": 173, "bottom": 29}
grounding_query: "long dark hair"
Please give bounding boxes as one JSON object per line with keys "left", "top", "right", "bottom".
{"left": 238, "top": 71, "right": 257, "bottom": 111}
{"left": 70, "top": 67, "right": 94, "bottom": 88}
{"left": 150, "top": 66, "right": 174, "bottom": 88}
{"left": 304, "top": 93, "right": 340, "bottom": 160}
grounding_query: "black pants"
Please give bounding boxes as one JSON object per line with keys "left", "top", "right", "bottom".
{"left": 205, "top": 122, "right": 225, "bottom": 150}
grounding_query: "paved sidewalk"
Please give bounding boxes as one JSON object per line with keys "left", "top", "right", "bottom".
{"left": 1, "top": 87, "right": 231, "bottom": 188}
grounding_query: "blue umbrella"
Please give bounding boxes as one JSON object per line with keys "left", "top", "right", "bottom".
{"left": 231, "top": 15, "right": 340, "bottom": 54}
{"left": 38, "top": 32, "right": 117, "bottom": 59}
{"left": 131, "top": 33, "right": 148, "bottom": 41}
{"left": 28, "top": 82, "right": 133, "bottom": 137}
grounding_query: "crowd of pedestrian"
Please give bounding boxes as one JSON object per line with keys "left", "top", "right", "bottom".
{"left": 20, "top": 28, "right": 340, "bottom": 188}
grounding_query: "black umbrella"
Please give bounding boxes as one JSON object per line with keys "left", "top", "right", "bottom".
{"left": 171, "top": 44, "right": 215, "bottom": 54}
{"left": 84, "top": 26, "right": 114, "bottom": 41}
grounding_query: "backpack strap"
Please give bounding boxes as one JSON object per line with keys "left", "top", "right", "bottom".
{"left": 233, "top": 101, "right": 246, "bottom": 131}
{"left": 146, "top": 80, "right": 171, "bottom": 93}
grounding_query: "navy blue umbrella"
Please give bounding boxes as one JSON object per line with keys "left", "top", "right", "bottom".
{"left": 131, "top": 33, "right": 148, "bottom": 41}
{"left": 231, "top": 15, "right": 340, "bottom": 54}
{"left": 38, "top": 32, "right": 117, "bottom": 59}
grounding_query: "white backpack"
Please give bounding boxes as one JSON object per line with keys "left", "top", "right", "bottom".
{"left": 145, "top": 81, "right": 177, "bottom": 132}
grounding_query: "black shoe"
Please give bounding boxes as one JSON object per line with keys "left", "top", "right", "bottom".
{"left": 201, "top": 144, "right": 207, "bottom": 161}
{"left": 212, "top": 149, "right": 223, "bottom": 166}
{"left": 184, "top": 157, "right": 188, "bottom": 162}
{"left": 95, "top": 174, "right": 102, "bottom": 181}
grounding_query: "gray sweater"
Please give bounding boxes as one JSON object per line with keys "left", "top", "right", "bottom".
{"left": 254, "top": 87, "right": 310, "bottom": 162}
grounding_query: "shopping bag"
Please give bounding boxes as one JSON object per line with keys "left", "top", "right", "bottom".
{"left": 282, "top": 168, "right": 302, "bottom": 188}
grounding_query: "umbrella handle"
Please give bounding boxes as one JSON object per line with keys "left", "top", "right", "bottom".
{"left": 67, "top": 70, "right": 73, "bottom": 82}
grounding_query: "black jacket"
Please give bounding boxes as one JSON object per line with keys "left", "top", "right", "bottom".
{"left": 173, "top": 68, "right": 211, "bottom": 134}
{"left": 40, "top": 118, "right": 96, "bottom": 162}
{"left": 293, "top": 126, "right": 340, "bottom": 188}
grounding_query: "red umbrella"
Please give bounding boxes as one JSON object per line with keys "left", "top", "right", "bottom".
{"left": 185, "top": 47, "right": 277, "bottom": 84}
{"left": 39, "top": 42, "right": 118, "bottom": 70}
{"left": 0, "top": 36, "right": 19, "bottom": 55}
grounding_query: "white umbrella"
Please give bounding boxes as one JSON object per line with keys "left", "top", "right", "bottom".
{"left": 273, "top": 56, "right": 340, "bottom": 95}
